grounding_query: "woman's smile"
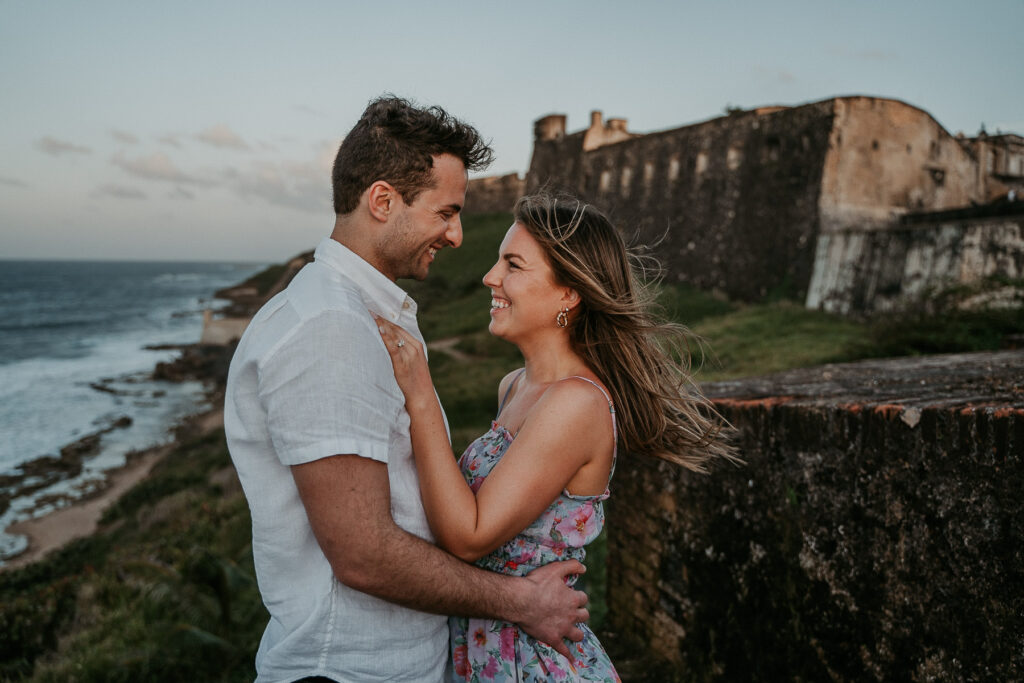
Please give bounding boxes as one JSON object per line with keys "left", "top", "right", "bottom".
{"left": 490, "top": 295, "right": 510, "bottom": 314}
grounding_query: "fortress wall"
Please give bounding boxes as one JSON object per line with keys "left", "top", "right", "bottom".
{"left": 525, "top": 129, "right": 588, "bottom": 196}
{"left": 819, "top": 98, "right": 992, "bottom": 234}
{"left": 806, "top": 210, "right": 1024, "bottom": 312}
{"left": 605, "top": 351, "right": 1024, "bottom": 681}
{"left": 465, "top": 172, "right": 525, "bottom": 215}
{"left": 527, "top": 103, "right": 836, "bottom": 301}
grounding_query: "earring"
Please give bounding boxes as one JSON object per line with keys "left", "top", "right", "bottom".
{"left": 556, "top": 307, "right": 569, "bottom": 328}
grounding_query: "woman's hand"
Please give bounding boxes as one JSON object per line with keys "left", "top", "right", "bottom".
{"left": 375, "top": 316, "right": 434, "bottom": 406}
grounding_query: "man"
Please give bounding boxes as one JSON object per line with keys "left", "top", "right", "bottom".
{"left": 225, "top": 96, "right": 588, "bottom": 682}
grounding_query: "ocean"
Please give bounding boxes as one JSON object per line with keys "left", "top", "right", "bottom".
{"left": 0, "top": 259, "right": 265, "bottom": 561}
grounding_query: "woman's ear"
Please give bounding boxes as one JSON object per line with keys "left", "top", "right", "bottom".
{"left": 561, "top": 288, "right": 581, "bottom": 311}
{"left": 366, "top": 181, "right": 396, "bottom": 223}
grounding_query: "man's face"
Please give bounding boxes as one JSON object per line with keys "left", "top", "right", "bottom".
{"left": 377, "top": 154, "right": 468, "bottom": 281}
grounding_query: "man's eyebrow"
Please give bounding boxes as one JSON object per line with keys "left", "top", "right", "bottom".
{"left": 442, "top": 202, "right": 462, "bottom": 213}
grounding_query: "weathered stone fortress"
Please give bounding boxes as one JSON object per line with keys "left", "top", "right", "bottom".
{"left": 473, "top": 96, "right": 1024, "bottom": 313}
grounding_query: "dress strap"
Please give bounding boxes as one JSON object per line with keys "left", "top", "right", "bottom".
{"left": 563, "top": 376, "right": 618, "bottom": 473}
{"left": 496, "top": 368, "right": 527, "bottom": 417}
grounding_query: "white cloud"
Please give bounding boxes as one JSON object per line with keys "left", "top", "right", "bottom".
{"left": 158, "top": 133, "right": 183, "bottom": 148}
{"left": 197, "top": 124, "right": 250, "bottom": 150}
{"left": 168, "top": 186, "right": 195, "bottom": 200}
{"left": 112, "top": 151, "right": 209, "bottom": 186}
{"left": 94, "top": 183, "right": 147, "bottom": 200}
{"left": 111, "top": 129, "right": 139, "bottom": 144}
{"left": 0, "top": 174, "right": 29, "bottom": 188}
{"left": 753, "top": 66, "right": 796, "bottom": 84}
{"left": 34, "top": 136, "right": 92, "bottom": 157}
{"left": 222, "top": 144, "right": 333, "bottom": 213}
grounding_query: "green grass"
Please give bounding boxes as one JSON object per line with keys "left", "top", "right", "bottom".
{"left": 3, "top": 212, "right": 1021, "bottom": 680}
{"left": 690, "top": 301, "right": 867, "bottom": 381}
{"left": 0, "top": 429, "right": 266, "bottom": 682}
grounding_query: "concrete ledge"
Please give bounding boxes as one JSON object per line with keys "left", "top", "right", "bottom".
{"left": 606, "top": 351, "right": 1023, "bottom": 681}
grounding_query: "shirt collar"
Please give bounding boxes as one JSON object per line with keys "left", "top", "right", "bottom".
{"left": 313, "top": 237, "right": 418, "bottom": 321}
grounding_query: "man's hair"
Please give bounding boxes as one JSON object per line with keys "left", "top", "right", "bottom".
{"left": 331, "top": 95, "right": 494, "bottom": 215}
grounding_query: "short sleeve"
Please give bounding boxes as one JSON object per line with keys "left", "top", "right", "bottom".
{"left": 258, "top": 310, "right": 402, "bottom": 466}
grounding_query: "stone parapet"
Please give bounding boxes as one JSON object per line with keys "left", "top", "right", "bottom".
{"left": 606, "top": 351, "right": 1023, "bottom": 681}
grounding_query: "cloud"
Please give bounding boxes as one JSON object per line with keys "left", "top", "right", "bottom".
{"left": 34, "top": 136, "right": 92, "bottom": 157}
{"left": 222, "top": 144, "right": 333, "bottom": 213}
{"left": 158, "top": 133, "right": 183, "bottom": 148}
{"left": 168, "top": 186, "right": 195, "bottom": 200}
{"left": 197, "top": 124, "right": 250, "bottom": 150}
{"left": 112, "top": 151, "right": 209, "bottom": 186}
{"left": 0, "top": 174, "right": 29, "bottom": 188}
{"left": 754, "top": 66, "right": 796, "bottom": 84}
{"left": 94, "top": 184, "right": 147, "bottom": 200}
{"left": 111, "top": 129, "right": 139, "bottom": 144}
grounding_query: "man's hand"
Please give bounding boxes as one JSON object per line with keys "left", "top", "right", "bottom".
{"left": 516, "top": 560, "right": 590, "bottom": 659}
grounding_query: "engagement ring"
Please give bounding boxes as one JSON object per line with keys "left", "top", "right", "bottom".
{"left": 396, "top": 339, "right": 405, "bottom": 348}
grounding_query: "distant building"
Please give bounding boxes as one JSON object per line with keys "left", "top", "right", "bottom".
{"left": 960, "top": 131, "right": 1024, "bottom": 196}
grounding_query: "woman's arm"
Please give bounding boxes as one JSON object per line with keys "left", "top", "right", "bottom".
{"left": 376, "top": 318, "right": 613, "bottom": 561}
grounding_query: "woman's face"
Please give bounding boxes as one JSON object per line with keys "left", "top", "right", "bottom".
{"left": 482, "top": 222, "right": 569, "bottom": 343}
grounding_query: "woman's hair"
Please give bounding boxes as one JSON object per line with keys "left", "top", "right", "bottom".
{"left": 513, "top": 193, "right": 738, "bottom": 472}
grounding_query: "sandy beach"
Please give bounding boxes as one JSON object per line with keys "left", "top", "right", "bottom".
{"left": 1, "top": 407, "right": 225, "bottom": 572}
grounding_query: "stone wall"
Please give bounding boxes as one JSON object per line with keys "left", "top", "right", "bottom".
{"left": 465, "top": 172, "right": 525, "bottom": 215}
{"left": 605, "top": 351, "right": 1023, "bottom": 681}
{"left": 528, "top": 102, "right": 836, "bottom": 301}
{"left": 199, "top": 310, "right": 249, "bottom": 346}
{"left": 819, "top": 98, "right": 990, "bottom": 235}
{"left": 806, "top": 206, "right": 1024, "bottom": 312}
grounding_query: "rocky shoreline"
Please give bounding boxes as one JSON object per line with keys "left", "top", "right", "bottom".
{"left": 0, "top": 343, "right": 236, "bottom": 569}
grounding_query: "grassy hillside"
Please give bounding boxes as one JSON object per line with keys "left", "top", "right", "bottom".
{"left": 1, "top": 212, "right": 1020, "bottom": 681}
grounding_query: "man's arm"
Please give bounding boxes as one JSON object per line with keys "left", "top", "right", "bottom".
{"left": 292, "top": 453, "right": 588, "bottom": 658}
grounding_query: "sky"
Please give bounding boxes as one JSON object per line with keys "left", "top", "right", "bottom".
{"left": 1, "top": 0, "right": 1022, "bottom": 263}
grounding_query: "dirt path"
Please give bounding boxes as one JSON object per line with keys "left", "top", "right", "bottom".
{"left": 1, "top": 408, "right": 225, "bottom": 571}
{"left": 428, "top": 337, "right": 472, "bottom": 362}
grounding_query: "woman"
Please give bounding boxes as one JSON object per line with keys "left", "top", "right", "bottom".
{"left": 376, "top": 194, "right": 736, "bottom": 682}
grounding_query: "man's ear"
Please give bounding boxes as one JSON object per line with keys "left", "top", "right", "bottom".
{"left": 366, "top": 181, "right": 396, "bottom": 223}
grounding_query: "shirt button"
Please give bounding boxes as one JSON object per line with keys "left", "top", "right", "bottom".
{"left": 402, "top": 301, "right": 411, "bottom": 310}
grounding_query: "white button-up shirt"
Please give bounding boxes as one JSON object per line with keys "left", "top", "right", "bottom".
{"left": 225, "top": 237, "right": 447, "bottom": 682}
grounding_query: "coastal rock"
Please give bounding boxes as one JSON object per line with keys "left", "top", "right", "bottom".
{"left": 152, "top": 344, "right": 235, "bottom": 385}
{"left": 0, "top": 416, "right": 134, "bottom": 520}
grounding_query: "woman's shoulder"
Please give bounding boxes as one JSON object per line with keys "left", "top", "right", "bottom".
{"left": 536, "top": 375, "right": 614, "bottom": 423}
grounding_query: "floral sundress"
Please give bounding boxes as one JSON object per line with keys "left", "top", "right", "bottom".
{"left": 449, "top": 374, "right": 621, "bottom": 683}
